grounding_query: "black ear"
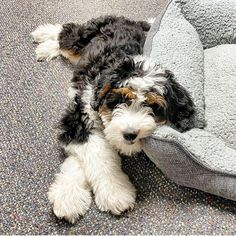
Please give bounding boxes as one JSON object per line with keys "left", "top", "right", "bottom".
{"left": 164, "top": 72, "right": 195, "bottom": 132}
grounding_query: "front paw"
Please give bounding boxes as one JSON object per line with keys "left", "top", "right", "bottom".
{"left": 47, "top": 181, "right": 92, "bottom": 223}
{"left": 94, "top": 176, "right": 136, "bottom": 215}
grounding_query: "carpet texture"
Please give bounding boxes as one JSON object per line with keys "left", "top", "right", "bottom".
{"left": 1, "top": 0, "right": 236, "bottom": 234}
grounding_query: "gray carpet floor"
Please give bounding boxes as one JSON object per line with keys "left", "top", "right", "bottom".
{"left": 1, "top": 0, "right": 236, "bottom": 234}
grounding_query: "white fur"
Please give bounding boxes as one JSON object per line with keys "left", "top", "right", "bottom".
{"left": 104, "top": 102, "right": 157, "bottom": 156}
{"left": 47, "top": 156, "right": 92, "bottom": 223}
{"left": 48, "top": 131, "right": 136, "bottom": 223}
{"left": 120, "top": 56, "right": 168, "bottom": 96}
{"left": 32, "top": 24, "right": 62, "bottom": 61}
{"left": 32, "top": 24, "right": 81, "bottom": 63}
{"left": 128, "top": 75, "right": 166, "bottom": 96}
{"left": 81, "top": 84, "right": 98, "bottom": 122}
{"left": 133, "top": 55, "right": 149, "bottom": 64}
{"left": 31, "top": 24, "right": 62, "bottom": 43}
{"left": 101, "top": 58, "right": 166, "bottom": 156}
{"left": 35, "top": 40, "right": 60, "bottom": 61}
{"left": 65, "top": 132, "right": 136, "bottom": 214}
{"left": 128, "top": 57, "right": 168, "bottom": 96}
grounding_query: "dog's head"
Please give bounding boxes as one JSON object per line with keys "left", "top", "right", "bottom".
{"left": 94, "top": 56, "right": 195, "bottom": 156}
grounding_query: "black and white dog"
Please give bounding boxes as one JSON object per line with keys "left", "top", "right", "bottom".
{"left": 32, "top": 16, "right": 195, "bottom": 223}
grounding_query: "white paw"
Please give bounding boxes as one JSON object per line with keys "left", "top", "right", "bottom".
{"left": 31, "top": 24, "right": 62, "bottom": 43}
{"left": 35, "top": 40, "right": 60, "bottom": 61}
{"left": 48, "top": 180, "right": 92, "bottom": 223}
{"left": 94, "top": 176, "right": 136, "bottom": 215}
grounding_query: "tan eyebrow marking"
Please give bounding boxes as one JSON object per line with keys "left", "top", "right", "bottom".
{"left": 146, "top": 92, "right": 167, "bottom": 107}
{"left": 112, "top": 88, "right": 137, "bottom": 99}
{"left": 60, "top": 49, "right": 81, "bottom": 65}
{"left": 99, "top": 84, "right": 111, "bottom": 98}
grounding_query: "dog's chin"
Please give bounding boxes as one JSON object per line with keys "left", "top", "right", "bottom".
{"left": 103, "top": 113, "right": 157, "bottom": 156}
{"left": 107, "top": 137, "right": 142, "bottom": 156}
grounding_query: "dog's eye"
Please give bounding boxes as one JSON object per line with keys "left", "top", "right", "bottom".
{"left": 125, "top": 99, "right": 132, "bottom": 106}
{"left": 106, "top": 92, "right": 128, "bottom": 108}
{"left": 150, "top": 103, "right": 166, "bottom": 117}
{"left": 141, "top": 101, "right": 149, "bottom": 107}
{"left": 105, "top": 93, "right": 120, "bottom": 109}
{"left": 105, "top": 92, "right": 133, "bottom": 109}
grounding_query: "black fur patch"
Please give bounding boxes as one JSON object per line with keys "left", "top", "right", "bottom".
{"left": 105, "top": 91, "right": 132, "bottom": 109}
{"left": 59, "top": 15, "right": 149, "bottom": 56}
{"left": 58, "top": 95, "right": 94, "bottom": 145}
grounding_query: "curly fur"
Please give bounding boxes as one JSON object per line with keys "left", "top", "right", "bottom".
{"left": 32, "top": 15, "right": 195, "bottom": 223}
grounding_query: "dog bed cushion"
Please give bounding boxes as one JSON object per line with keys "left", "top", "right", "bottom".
{"left": 143, "top": 0, "right": 236, "bottom": 201}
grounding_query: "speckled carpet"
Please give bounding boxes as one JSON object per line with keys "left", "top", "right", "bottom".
{"left": 1, "top": 0, "right": 236, "bottom": 234}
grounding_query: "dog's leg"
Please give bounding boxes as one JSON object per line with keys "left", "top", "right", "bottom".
{"left": 58, "top": 16, "right": 119, "bottom": 52}
{"left": 31, "top": 16, "right": 117, "bottom": 63}
{"left": 32, "top": 16, "right": 150, "bottom": 63}
{"left": 48, "top": 86, "right": 136, "bottom": 222}
{"left": 58, "top": 16, "right": 119, "bottom": 64}
{"left": 64, "top": 132, "right": 136, "bottom": 215}
{"left": 47, "top": 155, "right": 92, "bottom": 223}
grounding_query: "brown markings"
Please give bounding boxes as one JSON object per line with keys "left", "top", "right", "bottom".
{"left": 146, "top": 92, "right": 167, "bottom": 108}
{"left": 112, "top": 88, "right": 137, "bottom": 100}
{"left": 99, "top": 84, "right": 111, "bottom": 98}
{"left": 98, "top": 86, "right": 137, "bottom": 101}
{"left": 60, "top": 49, "right": 81, "bottom": 64}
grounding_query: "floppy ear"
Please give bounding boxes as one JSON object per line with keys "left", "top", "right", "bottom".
{"left": 164, "top": 71, "right": 195, "bottom": 132}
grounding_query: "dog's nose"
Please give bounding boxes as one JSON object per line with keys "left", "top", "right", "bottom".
{"left": 123, "top": 132, "right": 138, "bottom": 141}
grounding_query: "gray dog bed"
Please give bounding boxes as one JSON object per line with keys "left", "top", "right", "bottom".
{"left": 143, "top": 0, "right": 236, "bottom": 201}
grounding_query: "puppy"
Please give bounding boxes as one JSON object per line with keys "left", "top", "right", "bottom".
{"left": 32, "top": 15, "right": 195, "bottom": 223}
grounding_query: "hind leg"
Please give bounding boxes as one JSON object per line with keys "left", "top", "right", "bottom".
{"left": 31, "top": 23, "right": 82, "bottom": 64}
{"left": 31, "top": 16, "right": 122, "bottom": 63}
{"left": 31, "top": 24, "right": 63, "bottom": 62}
{"left": 57, "top": 16, "right": 119, "bottom": 63}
